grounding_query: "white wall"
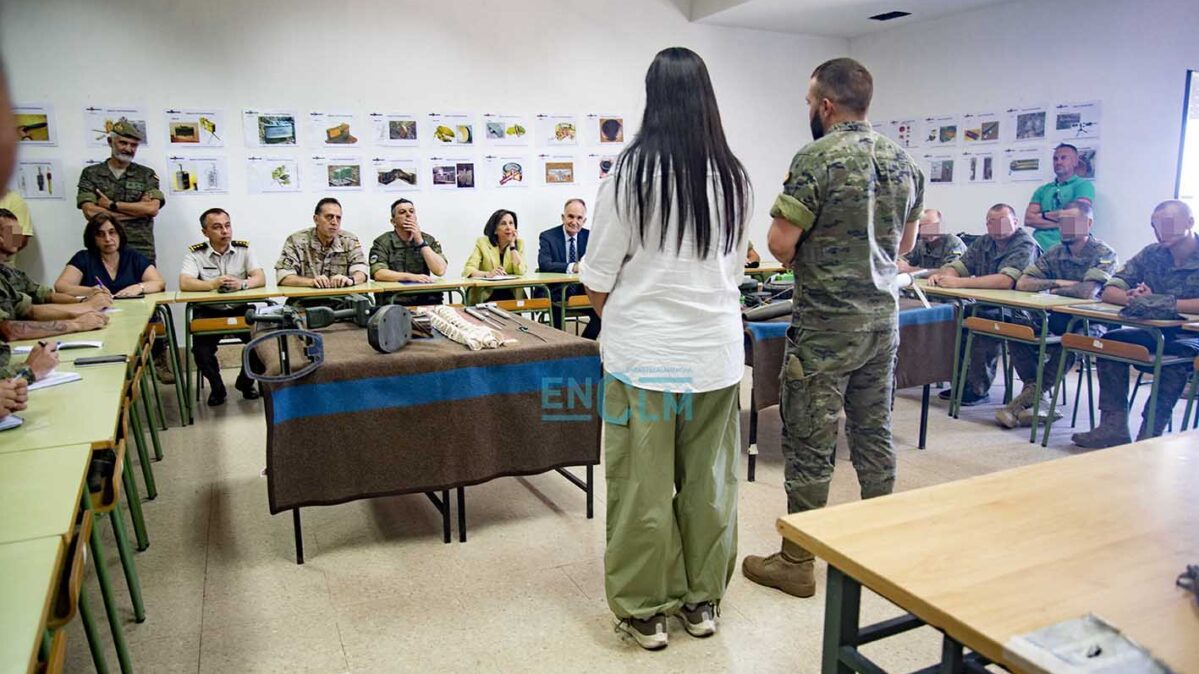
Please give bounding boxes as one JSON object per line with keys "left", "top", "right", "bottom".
{"left": 851, "top": 0, "right": 1199, "bottom": 259}
{"left": 1, "top": 0, "right": 846, "bottom": 286}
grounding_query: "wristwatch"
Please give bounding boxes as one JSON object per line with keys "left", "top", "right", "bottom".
{"left": 241, "top": 281, "right": 247, "bottom": 291}
{"left": 15, "top": 365, "right": 35, "bottom": 383}
{"left": 109, "top": 200, "right": 119, "bottom": 213}
{"left": 416, "top": 242, "right": 430, "bottom": 250}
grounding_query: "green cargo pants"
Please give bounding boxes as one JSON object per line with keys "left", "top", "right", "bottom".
{"left": 781, "top": 327, "right": 898, "bottom": 514}
{"left": 603, "top": 377, "right": 740, "bottom": 619}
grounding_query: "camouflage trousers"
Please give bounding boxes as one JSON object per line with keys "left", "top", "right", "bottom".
{"left": 1009, "top": 312, "right": 1104, "bottom": 388}
{"left": 781, "top": 327, "right": 898, "bottom": 514}
{"left": 1096, "top": 328, "right": 1199, "bottom": 437}
{"left": 124, "top": 221, "right": 156, "bottom": 266}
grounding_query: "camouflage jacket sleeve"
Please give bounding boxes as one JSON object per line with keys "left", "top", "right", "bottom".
{"left": 368, "top": 234, "right": 392, "bottom": 276}
{"left": 345, "top": 235, "right": 369, "bottom": 278}
{"left": 997, "top": 236, "right": 1037, "bottom": 281}
{"left": 1106, "top": 247, "right": 1148, "bottom": 291}
{"left": 943, "top": 235, "right": 967, "bottom": 266}
{"left": 769, "top": 151, "right": 822, "bottom": 232}
{"left": 76, "top": 166, "right": 98, "bottom": 208}
{"left": 275, "top": 234, "right": 303, "bottom": 280}
{"left": 143, "top": 167, "right": 166, "bottom": 206}
{"left": 1022, "top": 252, "right": 1053, "bottom": 279}
{"left": 947, "top": 238, "right": 982, "bottom": 277}
{"left": 1083, "top": 246, "right": 1119, "bottom": 283}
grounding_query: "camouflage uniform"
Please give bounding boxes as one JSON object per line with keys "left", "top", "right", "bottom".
{"left": 76, "top": 163, "right": 165, "bottom": 265}
{"left": 1088, "top": 235, "right": 1199, "bottom": 439}
{"left": 369, "top": 229, "right": 445, "bottom": 306}
{"left": 903, "top": 233, "right": 966, "bottom": 270}
{"left": 947, "top": 229, "right": 1039, "bottom": 399}
{"left": 0, "top": 263, "right": 54, "bottom": 378}
{"left": 770, "top": 120, "right": 924, "bottom": 515}
{"left": 275, "top": 227, "right": 369, "bottom": 283}
{"left": 1008, "top": 236, "right": 1118, "bottom": 386}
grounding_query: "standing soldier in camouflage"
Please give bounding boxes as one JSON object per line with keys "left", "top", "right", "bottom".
{"left": 742, "top": 57, "right": 924, "bottom": 599}
{"left": 76, "top": 118, "right": 165, "bottom": 264}
{"left": 998, "top": 200, "right": 1117, "bottom": 428}
{"left": 897, "top": 208, "right": 966, "bottom": 274}
{"left": 1073, "top": 200, "right": 1199, "bottom": 447}
{"left": 370, "top": 198, "right": 448, "bottom": 306}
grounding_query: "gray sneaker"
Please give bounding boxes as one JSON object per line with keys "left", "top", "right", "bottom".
{"left": 679, "top": 602, "right": 717, "bottom": 638}
{"left": 616, "top": 614, "right": 668, "bottom": 650}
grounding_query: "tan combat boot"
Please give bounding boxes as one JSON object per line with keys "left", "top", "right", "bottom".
{"left": 1071, "top": 408, "right": 1131, "bottom": 449}
{"left": 741, "top": 539, "right": 815, "bottom": 598}
{"left": 154, "top": 349, "right": 176, "bottom": 384}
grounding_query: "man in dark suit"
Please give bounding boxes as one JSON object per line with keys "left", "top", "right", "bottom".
{"left": 538, "top": 198, "right": 600, "bottom": 339}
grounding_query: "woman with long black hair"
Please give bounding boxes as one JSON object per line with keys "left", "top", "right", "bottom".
{"left": 580, "top": 46, "right": 751, "bottom": 650}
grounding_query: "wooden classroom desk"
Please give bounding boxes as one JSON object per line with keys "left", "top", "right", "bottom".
{"left": 0, "top": 362, "right": 126, "bottom": 454}
{"left": 371, "top": 277, "right": 471, "bottom": 296}
{"left": 277, "top": 282, "right": 379, "bottom": 300}
{"left": 0, "top": 444, "right": 90, "bottom": 545}
{"left": 1050, "top": 301, "right": 1199, "bottom": 328}
{"left": 10, "top": 297, "right": 156, "bottom": 364}
{"left": 778, "top": 431, "right": 1199, "bottom": 673}
{"left": 175, "top": 285, "right": 281, "bottom": 304}
{"left": 0, "top": 537, "right": 64, "bottom": 674}
{"left": 915, "top": 282, "right": 1099, "bottom": 311}
{"left": 467, "top": 272, "right": 577, "bottom": 295}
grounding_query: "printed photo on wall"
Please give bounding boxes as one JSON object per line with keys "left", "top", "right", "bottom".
{"left": 428, "top": 113, "right": 475, "bottom": 146}
{"left": 246, "top": 156, "right": 302, "bottom": 193}
{"left": 372, "top": 157, "right": 420, "bottom": 192}
{"left": 583, "top": 153, "right": 618, "bottom": 183}
{"left": 13, "top": 104, "right": 56, "bottom": 146}
{"left": 309, "top": 111, "right": 360, "bottom": 146}
{"left": 1074, "top": 144, "right": 1099, "bottom": 179}
{"left": 586, "top": 113, "right": 625, "bottom": 145}
{"left": 923, "top": 154, "right": 956, "bottom": 184}
{"left": 311, "top": 155, "right": 365, "bottom": 191}
{"left": 1004, "top": 145, "right": 1051, "bottom": 182}
{"left": 369, "top": 113, "right": 421, "bottom": 147}
{"left": 164, "top": 109, "right": 224, "bottom": 147}
{"left": 540, "top": 154, "right": 577, "bottom": 185}
{"left": 429, "top": 157, "right": 476, "bottom": 190}
{"left": 921, "top": 115, "right": 960, "bottom": 147}
{"left": 960, "top": 151, "right": 996, "bottom": 184}
{"left": 243, "top": 110, "right": 299, "bottom": 147}
{"left": 962, "top": 112, "right": 1001, "bottom": 145}
{"left": 536, "top": 114, "right": 579, "bottom": 147}
{"left": 484, "top": 155, "right": 530, "bottom": 189}
{"left": 482, "top": 113, "right": 531, "bottom": 147}
{"left": 1052, "top": 101, "right": 1102, "bottom": 142}
{"left": 11, "top": 160, "right": 63, "bottom": 199}
{"left": 85, "top": 106, "right": 150, "bottom": 148}
{"left": 166, "top": 156, "right": 228, "bottom": 194}
{"left": 1006, "top": 105, "right": 1048, "bottom": 143}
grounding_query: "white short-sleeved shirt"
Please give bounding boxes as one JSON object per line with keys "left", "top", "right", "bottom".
{"left": 579, "top": 171, "right": 749, "bottom": 393}
{"left": 180, "top": 241, "right": 261, "bottom": 281}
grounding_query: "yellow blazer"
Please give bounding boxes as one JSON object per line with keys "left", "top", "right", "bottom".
{"left": 463, "top": 237, "right": 528, "bottom": 304}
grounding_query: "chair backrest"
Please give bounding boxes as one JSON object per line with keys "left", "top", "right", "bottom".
{"left": 1061, "top": 333, "right": 1153, "bottom": 363}
{"left": 565, "top": 295, "right": 591, "bottom": 309}
{"left": 190, "top": 315, "right": 250, "bottom": 334}
{"left": 90, "top": 439, "right": 126, "bottom": 514}
{"left": 963, "top": 316, "right": 1037, "bottom": 342}
{"left": 47, "top": 510, "right": 92, "bottom": 630}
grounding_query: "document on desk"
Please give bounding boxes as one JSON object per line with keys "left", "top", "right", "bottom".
{"left": 0, "top": 414, "right": 23, "bottom": 431}
{"left": 477, "top": 275, "right": 519, "bottom": 281}
{"left": 13, "top": 341, "right": 103, "bottom": 355}
{"left": 28, "top": 371, "right": 83, "bottom": 392}
{"left": 1004, "top": 614, "right": 1172, "bottom": 674}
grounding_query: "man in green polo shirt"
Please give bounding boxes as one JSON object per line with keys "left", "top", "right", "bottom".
{"left": 1024, "top": 143, "right": 1094, "bottom": 251}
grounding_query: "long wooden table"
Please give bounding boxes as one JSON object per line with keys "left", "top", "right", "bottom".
{"left": 778, "top": 431, "right": 1199, "bottom": 674}
{"left": 0, "top": 537, "right": 64, "bottom": 674}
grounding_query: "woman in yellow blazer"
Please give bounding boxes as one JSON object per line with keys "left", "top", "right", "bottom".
{"left": 463, "top": 208, "right": 528, "bottom": 304}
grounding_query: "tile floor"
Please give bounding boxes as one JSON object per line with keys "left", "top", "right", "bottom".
{"left": 62, "top": 363, "right": 1193, "bottom": 673}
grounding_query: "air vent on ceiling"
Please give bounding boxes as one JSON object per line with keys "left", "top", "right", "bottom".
{"left": 869, "top": 10, "right": 911, "bottom": 21}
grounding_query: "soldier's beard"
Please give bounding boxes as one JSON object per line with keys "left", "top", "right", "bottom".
{"left": 810, "top": 112, "right": 825, "bottom": 141}
{"left": 114, "top": 152, "right": 134, "bottom": 163}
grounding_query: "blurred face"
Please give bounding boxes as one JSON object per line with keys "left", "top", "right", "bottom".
{"left": 1057, "top": 207, "right": 1092, "bottom": 244}
{"left": 203, "top": 212, "right": 233, "bottom": 249}
{"left": 917, "top": 211, "right": 942, "bottom": 239}
{"left": 0, "top": 216, "right": 20, "bottom": 255}
{"left": 985, "top": 208, "right": 1018, "bottom": 240}
{"left": 1150, "top": 206, "right": 1195, "bottom": 247}
{"left": 95, "top": 221, "right": 121, "bottom": 254}
{"left": 313, "top": 203, "right": 342, "bottom": 241}
{"left": 561, "top": 202, "right": 586, "bottom": 236}
{"left": 496, "top": 213, "right": 517, "bottom": 243}
{"left": 1052, "top": 147, "right": 1078, "bottom": 180}
{"left": 109, "top": 135, "right": 140, "bottom": 163}
{"left": 391, "top": 202, "right": 417, "bottom": 235}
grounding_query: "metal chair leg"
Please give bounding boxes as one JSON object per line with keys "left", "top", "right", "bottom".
{"left": 139, "top": 378, "right": 164, "bottom": 461}
{"left": 84, "top": 499, "right": 135, "bottom": 674}
{"left": 77, "top": 586, "right": 109, "bottom": 674}
{"left": 129, "top": 409, "right": 157, "bottom": 500}
{"left": 121, "top": 456, "right": 149, "bottom": 551}
{"left": 953, "top": 330, "right": 977, "bottom": 419}
{"left": 109, "top": 507, "right": 146, "bottom": 623}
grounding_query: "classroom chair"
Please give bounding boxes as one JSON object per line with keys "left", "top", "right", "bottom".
{"left": 41, "top": 509, "right": 107, "bottom": 674}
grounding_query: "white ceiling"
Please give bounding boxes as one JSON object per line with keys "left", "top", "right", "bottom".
{"left": 691, "top": 0, "right": 1015, "bottom": 39}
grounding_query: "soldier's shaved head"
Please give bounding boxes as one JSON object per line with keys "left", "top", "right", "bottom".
{"left": 810, "top": 58, "right": 873, "bottom": 115}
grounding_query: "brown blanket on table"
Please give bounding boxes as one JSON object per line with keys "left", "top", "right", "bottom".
{"left": 254, "top": 314, "right": 601, "bottom": 513}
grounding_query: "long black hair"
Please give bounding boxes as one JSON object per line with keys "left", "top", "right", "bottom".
{"left": 614, "top": 47, "right": 750, "bottom": 258}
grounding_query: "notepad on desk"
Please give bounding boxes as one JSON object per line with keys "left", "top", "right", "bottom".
{"left": 28, "top": 371, "right": 83, "bottom": 391}
{"left": 13, "top": 341, "right": 102, "bottom": 355}
{"left": 477, "top": 275, "right": 519, "bottom": 281}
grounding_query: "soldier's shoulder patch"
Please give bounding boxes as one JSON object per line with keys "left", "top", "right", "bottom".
{"left": 188, "top": 241, "right": 208, "bottom": 252}
{"left": 369, "top": 254, "right": 380, "bottom": 264}
{"left": 232, "top": 240, "right": 249, "bottom": 248}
